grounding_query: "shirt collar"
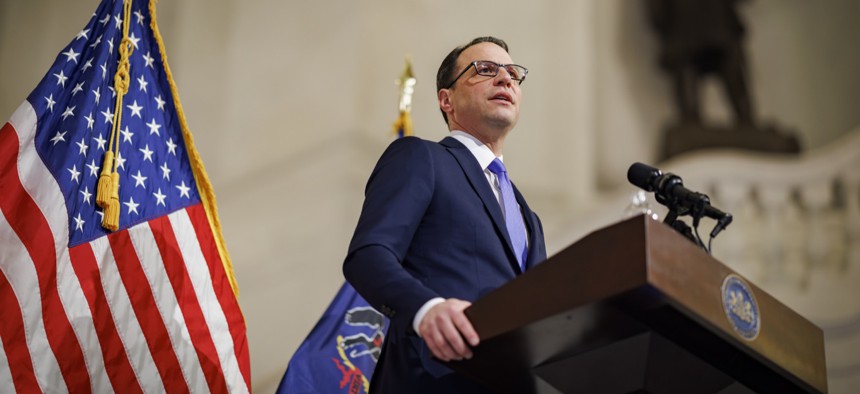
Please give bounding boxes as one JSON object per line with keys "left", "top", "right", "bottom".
{"left": 450, "top": 130, "right": 501, "bottom": 171}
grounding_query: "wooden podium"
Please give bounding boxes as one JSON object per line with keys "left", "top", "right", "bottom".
{"left": 450, "top": 215, "right": 827, "bottom": 393}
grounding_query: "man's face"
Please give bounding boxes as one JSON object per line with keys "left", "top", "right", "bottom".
{"left": 441, "top": 42, "right": 522, "bottom": 134}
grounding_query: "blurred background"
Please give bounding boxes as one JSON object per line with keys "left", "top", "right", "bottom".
{"left": 2, "top": 0, "right": 859, "bottom": 392}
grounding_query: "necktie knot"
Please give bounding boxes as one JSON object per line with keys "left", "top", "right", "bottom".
{"left": 487, "top": 158, "right": 507, "bottom": 176}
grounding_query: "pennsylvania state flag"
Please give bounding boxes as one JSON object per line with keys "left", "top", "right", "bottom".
{"left": 278, "top": 283, "right": 388, "bottom": 394}
{"left": 278, "top": 55, "right": 415, "bottom": 394}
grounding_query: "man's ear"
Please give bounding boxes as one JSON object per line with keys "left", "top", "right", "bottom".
{"left": 438, "top": 89, "right": 453, "bottom": 115}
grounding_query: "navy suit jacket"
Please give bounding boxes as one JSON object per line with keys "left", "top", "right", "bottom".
{"left": 343, "top": 136, "right": 547, "bottom": 393}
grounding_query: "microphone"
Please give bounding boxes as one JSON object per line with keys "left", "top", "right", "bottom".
{"left": 627, "top": 163, "right": 732, "bottom": 238}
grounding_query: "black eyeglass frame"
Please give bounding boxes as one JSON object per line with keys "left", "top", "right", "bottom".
{"left": 444, "top": 60, "right": 528, "bottom": 89}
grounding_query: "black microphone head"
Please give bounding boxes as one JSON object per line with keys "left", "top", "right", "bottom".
{"left": 627, "top": 162, "right": 660, "bottom": 192}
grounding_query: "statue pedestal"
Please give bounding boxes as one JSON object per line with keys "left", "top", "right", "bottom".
{"left": 661, "top": 123, "right": 801, "bottom": 160}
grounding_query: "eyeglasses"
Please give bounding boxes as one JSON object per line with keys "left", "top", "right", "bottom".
{"left": 445, "top": 60, "right": 528, "bottom": 89}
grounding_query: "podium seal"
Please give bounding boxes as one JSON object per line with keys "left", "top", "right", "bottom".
{"left": 721, "top": 274, "right": 760, "bottom": 340}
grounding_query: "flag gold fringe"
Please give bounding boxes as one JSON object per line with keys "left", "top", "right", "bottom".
{"left": 149, "top": 0, "right": 241, "bottom": 298}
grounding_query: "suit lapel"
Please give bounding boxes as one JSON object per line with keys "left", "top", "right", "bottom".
{"left": 513, "top": 184, "right": 541, "bottom": 271}
{"left": 440, "top": 137, "right": 519, "bottom": 270}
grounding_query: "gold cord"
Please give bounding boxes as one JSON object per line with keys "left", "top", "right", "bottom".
{"left": 96, "top": 0, "right": 134, "bottom": 231}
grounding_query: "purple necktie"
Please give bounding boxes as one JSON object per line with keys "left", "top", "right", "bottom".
{"left": 488, "top": 158, "right": 528, "bottom": 271}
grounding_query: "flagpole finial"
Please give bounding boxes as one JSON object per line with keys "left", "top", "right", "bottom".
{"left": 396, "top": 55, "right": 416, "bottom": 114}
{"left": 393, "top": 55, "right": 416, "bottom": 137}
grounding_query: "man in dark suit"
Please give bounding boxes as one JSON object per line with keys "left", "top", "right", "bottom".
{"left": 343, "top": 36, "right": 547, "bottom": 393}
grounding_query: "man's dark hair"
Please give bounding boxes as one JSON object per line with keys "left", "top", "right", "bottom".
{"left": 436, "top": 36, "right": 510, "bottom": 124}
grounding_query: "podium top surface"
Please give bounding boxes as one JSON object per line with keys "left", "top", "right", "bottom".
{"left": 463, "top": 214, "right": 827, "bottom": 393}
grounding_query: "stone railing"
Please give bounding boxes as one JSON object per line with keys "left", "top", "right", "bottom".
{"left": 658, "top": 128, "right": 860, "bottom": 296}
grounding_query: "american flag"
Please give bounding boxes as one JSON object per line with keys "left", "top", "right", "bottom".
{"left": 0, "top": 0, "right": 250, "bottom": 392}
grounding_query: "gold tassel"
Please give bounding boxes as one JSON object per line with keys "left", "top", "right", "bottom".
{"left": 96, "top": 151, "right": 115, "bottom": 208}
{"left": 102, "top": 199, "right": 120, "bottom": 232}
{"left": 400, "top": 111, "right": 413, "bottom": 137}
{"left": 392, "top": 111, "right": 413, "bottom": 137}
{"left": 101, "top": 172, "right": 121, "bottom": 231}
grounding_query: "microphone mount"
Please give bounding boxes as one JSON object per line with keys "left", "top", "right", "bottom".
{"left": 627, "top": 162, "right": 733, "bottom": 254}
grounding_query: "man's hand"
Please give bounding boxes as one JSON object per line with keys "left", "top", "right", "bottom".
{"left": 418, "top": 298, "right": 480, "bottom": 361}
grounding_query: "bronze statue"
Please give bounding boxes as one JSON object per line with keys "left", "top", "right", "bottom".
{"left": 646, "top": 0, "right": 800, "bottom": 158}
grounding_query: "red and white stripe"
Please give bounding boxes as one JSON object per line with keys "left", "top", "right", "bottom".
{"left": 0, "top": 101, "right": 251, "bottom": 393}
